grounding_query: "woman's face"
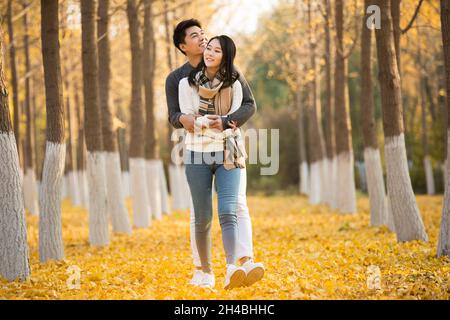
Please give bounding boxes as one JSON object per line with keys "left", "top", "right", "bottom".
{"left": 203, "top": 38, "right": 223, "bottom": 69}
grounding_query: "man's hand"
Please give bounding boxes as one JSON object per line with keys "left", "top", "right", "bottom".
{"left": 207, "top": 115, "right": 224, "bottom": 131}
{"left": 179, "top": 114, "right": 196, "bottom": 133}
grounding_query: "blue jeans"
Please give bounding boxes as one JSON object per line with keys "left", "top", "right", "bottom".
{"left": 185, "top": 150, "right": 241, "bottom": 273}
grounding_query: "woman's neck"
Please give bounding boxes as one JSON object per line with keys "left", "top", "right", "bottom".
{"left": 205, "top": 67, "right": 219, "bottom": 80}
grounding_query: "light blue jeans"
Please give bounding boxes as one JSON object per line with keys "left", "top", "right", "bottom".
{"left": 185, "top": 150, "right": 241, "bottom": 273}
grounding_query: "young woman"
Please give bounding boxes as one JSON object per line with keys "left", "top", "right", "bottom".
{"left": 179, "top": 35, "right": 247, "bottom": 289}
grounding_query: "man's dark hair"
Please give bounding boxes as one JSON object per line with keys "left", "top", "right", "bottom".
{"left": 173, "top": 19, "right": 202, "bottom": 55}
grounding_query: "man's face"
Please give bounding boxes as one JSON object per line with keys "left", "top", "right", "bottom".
{"left": 180, "top": 26, "right": 207, "bottom": 56}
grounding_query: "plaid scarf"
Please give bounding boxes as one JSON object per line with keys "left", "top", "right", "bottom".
{"left": 194, "top": 68, "right": 233, "bottom": 116}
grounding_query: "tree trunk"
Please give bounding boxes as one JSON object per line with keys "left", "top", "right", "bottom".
{"left": 307, "top": 0, "right": 326, "bottom": 205}
{"left": 39, "top": 0, "right": 66, "bottom": 262}
{"left": 98, "top": 0, "right": 131, "bottom": 234}
{"left": 22, "top": 2, "right": 39, "bottom": 216}
{"left": 163, "top": 0, "right": 174, "bottom": 161}
{"left": 417, "top": 32, "right": 435, "bottom": 196}
{"left": 6, "top": 0, "right": 22, "bottom": 168}
{"left": 438, "top": 0, "right": 450, "bottom": 257}
{"left": 143, "top": 0, "right": 168, "bottom": 218}
{"left": 81, "top": 0, "right": 109, "bottom": 245}
{"left": 117, "top": 127, "right": 130, "bottom": 197}
{"left": 323, "top": 0, "right": 336, "bottom": 207}
{"left": 334, "top": 0, "right": 357, "bottom": 214}
{"left": 297, "top": 89, "right": 309, "bottom": 196}
{"left": 65, "top": 89, "right": 80, "bottom": 205}
{"left": 0, "top": 22, "right": 30, "bottom": 281}
{"left": 74, "top": 82, "right": 89, "bottom": 207}
{"left": 127, "top": 0, "right": 151, "bottom": 228}
{"left": 360, "top": 0, "right": 389, "bottom": 227}
{"left": 374, "top": 0, "right": 428, "bottom": 242}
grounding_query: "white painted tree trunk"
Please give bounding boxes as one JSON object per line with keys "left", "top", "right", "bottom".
{"left": 321, "top": 159, "right": 330, "bottom": 205}
{"left": 438, "top": 133, "right": 450, "bottom": 257}
{"left": 320, "top": 158, "right": 329, "bottom": 203}
{"left": 86, "top": 152, "right": 109, "bottom": 246}
{"left": 146, "top": 159, "right": 162, "bottom": 220}
{"left": 309, "top": 161, "right": 322, "bottom": 205}
{"left": 330, "top": 156, "right": 338, "bottom": 209}
{"left": 157, "top": 160, "right": 170, "bottom": 215}
{"left": 68, "top": 170, "right": 80, "bottom": 206}
{"left": 77, "top": 170, "right": 89, "bottom": 209}
{"left": 122, "top": 171, "right": 131, "bottom": 198}
{"left": 364, "top": 147, "right": 388, "bottom": 226}
{"left": 299, "top": 162, "right": 309, "bottom": 196}
{"left": 23, "top": 168, "right": 39, "bottom": 216}
{"left": 336, "top": 151, "right": 357, "bottom": 214}
{"left": 130, "top": 158, "right": 151, "bottom": 228}
{"left": 385, "top": 134, "right": 428, "bottom": 242}
{"left": 0, "top": 132, "right": 30, "bottom": 281}
{"left": 105, "top": 152, "right": 131, "bottom": 234}
{"left": 423, "top": 156, "right": 435, "bottom": 195}
{"left": 39, "top": 141, "right": 66, "bottom": 262}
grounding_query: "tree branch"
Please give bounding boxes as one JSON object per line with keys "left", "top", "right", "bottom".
{"left": 401, "top": 0, "right": 424, "bottom": 34}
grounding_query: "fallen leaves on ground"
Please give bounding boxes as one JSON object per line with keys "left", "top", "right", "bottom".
{"left": 1, "top": 195, "right": 449, "bottom": 299}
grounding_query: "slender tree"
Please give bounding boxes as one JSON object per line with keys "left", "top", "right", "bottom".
{"left": 417, "top": 25, "right": 435, "bottom": 195}
{"left": 74, "top": 81, "right": 89, "bottom": 207}
{"left": 374, "top": 0, "right": 428, "bottom": 242}
{"left": 81, "top": 0, "right": 109, "bottom": 245}
{"left": 22, "top": 1, "right": 39, "bottom": 216}
{"left": 143, "top": 0, "right": 170, "bottom": 218}
{"left": 64, "top": 82, "right": 79, "bottom": 204}
{"left": 39, "top": 0, "right": 66, "bottom": 262}
{"left": 127, "top": 0, "right": 151, "bottom": 227}
{"left": 98, "top": 0, "right": 131, "bottom": 233}
{"left": 297, "top": 79, "right": 309, "bottom": 196}
{"left": 322, "top": 0, "right": 335, "bottom": 206}
{"left": 438, "top": 0, "right": 450, "bottom": 257}
{"left": 0, "top": 20, "right": 30, "bottom": 281}
{"left": 307, "top": 0, "right": 326, "bottom": 204}
{"left": 360, "top": 0, "right": 389, "bottom": 226}
{"left": 6, "top": 0, "right": 21, "bottom": 167}
{"left": 334, "top": 0, "right": 357, "bottom": 213}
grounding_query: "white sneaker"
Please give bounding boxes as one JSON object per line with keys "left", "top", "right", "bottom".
{"left": 242, "top": 260, "right": 265, "bottom": 286}
{"left": 199, "top": 272, "right": 215, "bottom": 288}
{"left": 224, "top": 264, "right": 246, "bottom": 290}
{"left": 189, "top": 270, "right": 204, "bottom": 286}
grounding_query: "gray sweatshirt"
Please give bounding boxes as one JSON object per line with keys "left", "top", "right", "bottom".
{"left": 165, "top": 62, "right": 257, "bottom": 130}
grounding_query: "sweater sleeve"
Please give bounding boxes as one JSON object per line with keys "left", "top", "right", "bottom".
{"left": 221, "top": 69, "right": 257, "bottom": 129}
{"left": 228, "top": 80, "right": 243, "bottom": 115}
{"left": 165, "top": 72, "right": 184, "bottom": 129}
{"left": 178, "top": 78, "right": 196, "bottom": 115}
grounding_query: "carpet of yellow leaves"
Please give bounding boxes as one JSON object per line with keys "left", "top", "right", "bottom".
{"left": 1, "top": 195, "right": 449, "bottom": 300}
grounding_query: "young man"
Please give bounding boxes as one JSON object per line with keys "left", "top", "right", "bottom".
{"left": 165, "top": 19, "right": 264, "bottom": 288}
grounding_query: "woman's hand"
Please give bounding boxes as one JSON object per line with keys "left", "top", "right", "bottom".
{"left": 206, "top": 115, "right": 224, "bottom": 131}
{"left": 228, "top": 120, "right": 238, "bottom": 131}
{"left": 180, "top": 114, "right": 196, "bottom": 133}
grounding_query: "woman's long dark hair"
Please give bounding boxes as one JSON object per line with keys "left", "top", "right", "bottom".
{"left": 188, "top": 35, "right": 239, "bottom": 88}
